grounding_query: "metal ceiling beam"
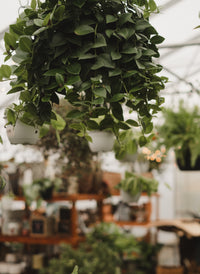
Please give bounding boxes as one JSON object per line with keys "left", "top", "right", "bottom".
{"left": 159, "top": 42, "right": 200, "bottom": 49}
{"left": 162, "top": 65, "right": 199, "bottom": 94}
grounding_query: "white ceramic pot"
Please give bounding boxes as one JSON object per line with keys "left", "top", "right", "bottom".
{"left": 6, "top": 120, "right": 39, "bottom": 145}
{"left": 88, "top": 131, "right": 115, "bottom": 152}
{"left": 120, "top": 190, "right": 141, "bottom": 204}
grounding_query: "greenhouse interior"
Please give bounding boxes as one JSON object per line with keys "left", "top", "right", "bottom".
{"left": 0, "top": 0, "right": 200, "bottom": 273}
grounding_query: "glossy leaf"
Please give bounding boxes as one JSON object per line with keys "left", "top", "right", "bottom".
{"left": 56, "top": 73, "right": 64, "bottom": 86}
{"left": 66, "top": 63, "right": 81, "bottom": 75}
{"left": 66, "top": 75, "right": 81, "bottom": 85}
{"left": 108, "top": 68, "right": 121, "bottom": 77}
{"left": 106, "top": 14, "right": 118, "bottom": 24}
{"left": 74, "top": 25, "right": 94, "bottom": 35}
{"left": 0, "top": 65, "right": 12, "bottom": 79}
{"left": 19, "top": 36, "right": 32, "bottom": 52}
{"left": 92, "top": 33, "right": 107, "bottom": 48}
{"left": 93, "top": 87, "right": 107, "bottom": 98}
{"left": 150, "top": 35, "right": 165, "bottom": 44}
{"left": 4, "top": 32, "right": 17, "bottom": 49}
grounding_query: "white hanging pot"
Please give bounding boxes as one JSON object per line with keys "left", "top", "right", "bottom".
{"left": 6, "top": 120, "right": 39, "bottom": 145}
{"left": 88, "top": 131, "right": 115, "bottom": 152}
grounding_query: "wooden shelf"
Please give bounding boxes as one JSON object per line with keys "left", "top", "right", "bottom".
{"left": 0, "top": 194, "right": 105, "bottom": 202}
{"left": 114, "top": 221, "right": 150, "bottom": 226}
{"left": 0, "top": 234, "right": 85, "bottom": 245}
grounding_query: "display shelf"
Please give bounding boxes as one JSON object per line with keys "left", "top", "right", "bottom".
{"left": 0, "top": 234, "right": 85, "bottom": 245}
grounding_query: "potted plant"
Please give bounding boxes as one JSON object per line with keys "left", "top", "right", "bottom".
{"left": 37, "top": 100, "right": 103, "bottom": 194}
{"left": 113, "top": 129, "right": 139, "bottom": 161}
{"left": 4, "top": 102, "right": 66, "bottom": 145}
{"left": 87, "top": 115, "right": 115, "bottom": 152}
{"left": 157, "top": 100, "right": 200, "bottom": 170}
{"left": 116, "top": 171, "right": 158, "bottom": 203}
{"left": 0, "top": 0, "right": 166, "bottom": 145}
{"left": 22, "top": 177, "right": 62, "bottom": 208}
{"left": 40, "top": 222, "right": 140, "bottom": 274}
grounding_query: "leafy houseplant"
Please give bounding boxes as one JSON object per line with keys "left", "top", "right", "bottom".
{"left": 0, "top": 0, "right": 166, "bottom": 145}
{"left": 40, "top": 222, "right": 140, "bottom": 274}
{"left": 116, "top": 171, "right": 158, "bottom": 202}
{"left": 157, "top": 101, "right": 200, "bottom": 170}
{"left": 22, "top": 177, "right": 62, "bottom": 207}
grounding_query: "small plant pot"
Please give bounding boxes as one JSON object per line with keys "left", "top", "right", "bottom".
{"left": 176, "top": 150, "right": 200, "bottom": 171}
{"left": 120, "top": 190, "right": 141, "bottom": 204}
{"left": 88, "top": 131, "right": 115, "bottom": 153}
{"left": 40, "top": 186, "right": 53, "bottom": 200}
{"left": 6, "top": 120, "right": 39, "bottom": 145}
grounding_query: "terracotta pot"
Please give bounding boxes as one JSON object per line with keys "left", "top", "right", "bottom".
{"left": 6, "top": 120, "right": 39, "bottom": 145}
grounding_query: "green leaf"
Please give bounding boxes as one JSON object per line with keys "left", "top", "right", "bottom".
{"left": 118, "top": 13, "right": 133, "bottom": 25}
{"left": 121, "top": 47, "right": 137, "bottom": 54}
{"left": 111, "top": 51, "right": 122, "bottom": 60}
{"left": 6, "top": 109, "right": 16, "bottom": 124}
{"left": 73, "top": 0, "right": 86, "bottom": 8}
{"left": 74, "top": 25, "right": 94, "bottom": 35}
{"left": 19, "top": 91, "right": 31, "bottom": 102}
{"left": 139, "top": 135, "right": 147, "bottom": 146}
{"left": 150, "top": 35, "right": 165, "bottom": 44}
{"left": 66, "top": 110, "right": 83, "bottom": 119}
{"left": 90, "top": 75, "right": 102, "bottom": 82}
{"left": 54, "top": 5, "right": 65, "bottom": 20}
{"left": 93, "top": 87, "right": 107, "bottom": 98}
{"left": 66, "top": 63, "right": 81, "bottom": 75}
{"left": 106, "top": 14, "right": 118, "bottom": 24}
{"left": 109, "top": 93, "right": 124, "bottom": 102}
{"left": 117, "top": 28, "right": 135, "bottom": 40}
{"left": 92, "top": 33, "right": 107, "bottom": 48}
{"left": 136, "top": 60, "right": 145, "bottom": 69}
{"left": 31, "top": 0, "right": 37, "bottom": 9}
{"left": 0, "top": 136, "right": 2, "bottom": 144}
{"left": 78, "top": 53, "right": 95, "bottom": 60}
{"left": 4, "top": 32, "right": 17, "bottom": 49}
{"left": 117, "top": 122, "right": 130, "bottom": 130}
{"left": 126, "top": 119, "right": 139, "bottom": 127}
{"left": 105, "top": 29, "right": 114, "bottom": 38}
{"left": 51, "top": 112, "right": 66, "bottom": 131}
{"left": 7, "top": 86, "right": 25, "bottom": 94}
{"left": 71, "top": 265, "right": 79, "bottom": 274}
{"left": 123, "top": 70, "right": 138, "bottom": 78}
{"left": 112, "top": 103, "right": 124, "bottom": 121}
{"left": 43, "top": 13, "right": 51, "bottom": 26}
{"left": 66, "top": 75, "right": 81, "bottom": 85}
{"left": 92, "top": 97, "right": 104, "bottom": 104}
{"left": 34, "top": 19, "right": 44, "bottom": 27}
{"left": 144, "top": 122, "right": 153, "bottom": 134}
{"left": 44, "top": 68, "right": 65, "bottom": 76}
{"left": 92, "top": 54, "right": 115, "bottom": 70}
{"left": 149, "top": 0, "right": 157, "bottom": 12}
{"left": 55, "top": 73, "right": 64, "bottom": 86}
{"left": 33, "top": 27, "right": 47, "bottom": 36}
{"left": 135, "top": 20, "right": 151, "bottom": 31}
{"left": 0, "top": 65, "right": 12, "bottom": 79}
{"left": 9, "top": 22, "right": 24, "bottom": 35}
{"left": 143, "top": 49, "right": 157, "bottom": 56}
{"left": 19, "top": 36, "right": 32, "bottom": 53}
{"left": 108, "top": 68, "right": 121, "bottom": 77}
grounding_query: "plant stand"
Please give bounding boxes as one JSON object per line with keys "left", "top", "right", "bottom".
{"left": 156, "top": 266, "right": 184, "bottom": 274}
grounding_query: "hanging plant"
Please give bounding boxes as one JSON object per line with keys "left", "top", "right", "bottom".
{"left": 0, "top": 0, "right": 166, "bottom": 143}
